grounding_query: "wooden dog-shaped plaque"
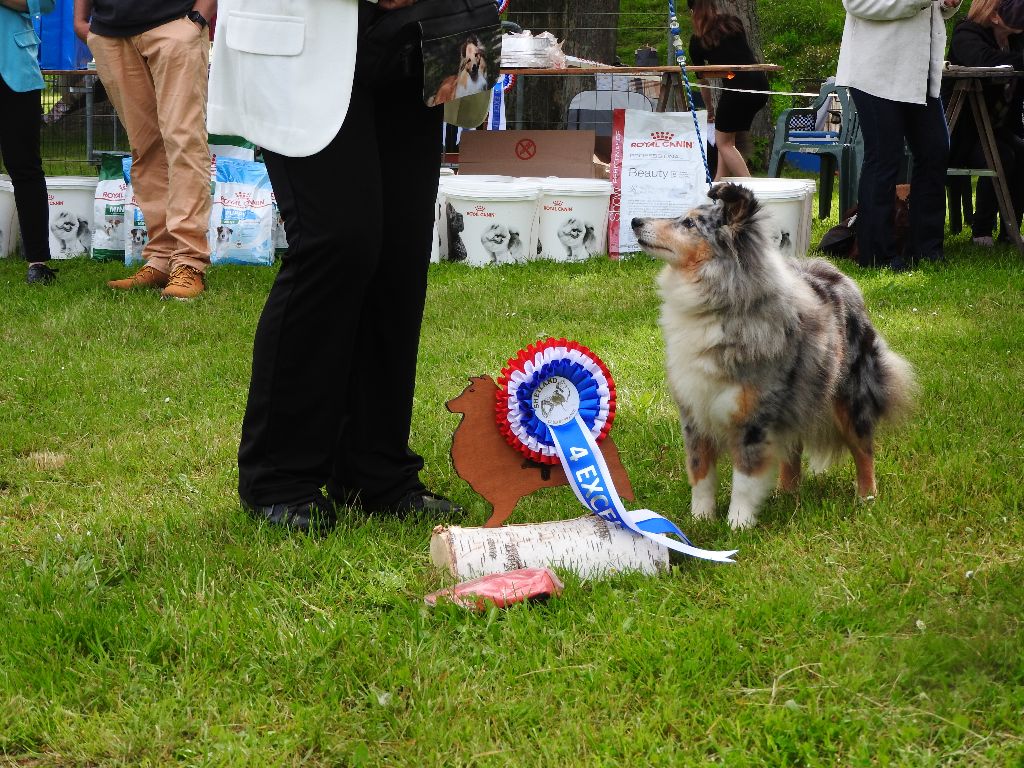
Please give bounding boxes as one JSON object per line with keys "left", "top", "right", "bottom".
{"left": 447, "top": 375, "right": 634, "bottom": 527}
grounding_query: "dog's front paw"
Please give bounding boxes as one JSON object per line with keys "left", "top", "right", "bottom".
{"left": 690, "top": 476, "right": 717, "bottom": 520}
{"left": 691, "top": 496, "right": 716, "bottom": 520}
{"left": 727, "top": 506, "right": 757, "bottom": 530}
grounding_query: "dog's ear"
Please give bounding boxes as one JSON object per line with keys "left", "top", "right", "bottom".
{"left": 708, "top": 182, "right": 759, "bottom": 226}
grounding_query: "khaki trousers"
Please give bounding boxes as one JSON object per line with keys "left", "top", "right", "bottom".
{"left": 89, "top": 18, "right": 211, "bottom": 273}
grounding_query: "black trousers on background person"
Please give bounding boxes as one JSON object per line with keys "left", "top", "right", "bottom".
{"left": 851, "top": 88, "right": 949, "bottom": 269}
{"left": 968, "top": 133, "right": 1024, "bottom": 240}
{"left": 237, "top": 41, "right": 444, "bottom": 510}
{"left": 0, "top": 75, "right": 50, "bottom": 263}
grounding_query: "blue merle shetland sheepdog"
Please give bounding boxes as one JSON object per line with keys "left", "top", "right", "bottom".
{"left": 631, "top": 183, "right": 914, "bottom": 529}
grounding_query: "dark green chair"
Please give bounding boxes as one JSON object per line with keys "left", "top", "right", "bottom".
{"left": 768, "top": 81, "right": 863, "bottom": 219}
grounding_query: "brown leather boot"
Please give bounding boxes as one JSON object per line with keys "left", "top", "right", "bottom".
{"left": 107, "top": 265, "right": 169, "bottom": 290}
{"left": 160, "top": 265, "right": 206, "bottom": 301}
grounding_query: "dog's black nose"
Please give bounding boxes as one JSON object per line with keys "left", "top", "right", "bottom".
{"left": 631, "top": 217, "right": 643, "bottom": 229}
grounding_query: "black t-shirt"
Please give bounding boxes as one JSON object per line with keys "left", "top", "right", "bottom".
{"left": 688, "top": 27, "right": 769, "bottom": 91}
{"left": 90, "top": 0, "right": 195, "bottom": 37}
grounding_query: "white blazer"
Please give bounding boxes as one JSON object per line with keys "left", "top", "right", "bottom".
{"left": 208, "top": 0, "right": 358, "bottom": 157}
{"left": 835, "top": 0, "right": 961, "bottom": 105}
{"left": 208, "top": 0, "right": 493, "bottom": 157}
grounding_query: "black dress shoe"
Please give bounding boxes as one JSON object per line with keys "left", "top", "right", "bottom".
{"left": 379, "top": 490, "right": 463, "bottom": 518}
{"left": 241, "top": 494, "right": 337, "bottom": 535}
{"left": 26, "top": 263, "right": 58, "bottom": 285}
{"left": 334, "top": 488, "right": 463, "bottom": 518}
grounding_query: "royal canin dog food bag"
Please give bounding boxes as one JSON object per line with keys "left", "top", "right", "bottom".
{"left": 209, "top": 157, "right": 274, "bottom": 266}
{"left": 207, "top": 134, "right": 256, "bottom": 178}
{"left": 121, "top": 157, "right": 149, "bottom": 266}
{"left": 91, "top": 155, "right": 127, "bottom": 262}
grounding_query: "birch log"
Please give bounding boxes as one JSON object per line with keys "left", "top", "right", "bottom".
{"left": 430, "top": 515, "right": 670, "bottom": 580}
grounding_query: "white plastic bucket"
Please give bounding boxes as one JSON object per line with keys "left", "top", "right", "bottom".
{"left": 435, "top": 174, "right": 514, "bottom": 262}
{"left": 432, "top": 170, "right": 460, "bottom": 263}
{"left": 534, "top": 177, "right": 613, "bottom": 261}
{"left": 45, "top": 176, "right": 98, "bottom": 259}
{"left": 718, "top": 177, "right": 815, "bottom": 259}
{"left": 0, "top": 176, "right": 19, "bottom": 258}
{"left": 442, "top": 180, "right": 540, "bottom": 266}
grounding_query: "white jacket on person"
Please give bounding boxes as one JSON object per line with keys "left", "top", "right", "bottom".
{"left": 207, "top": 0, "right": 491, "bottom": 157}
{"left": 835, "top": 0, "right": 961, "bottom": 104}
{"left": 208, "top": 0, "right": 358, "bottom": 157}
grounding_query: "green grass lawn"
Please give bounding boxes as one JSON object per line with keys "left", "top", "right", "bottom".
{"left": 1, "top": 225, "right": 1022, "bottom": 765}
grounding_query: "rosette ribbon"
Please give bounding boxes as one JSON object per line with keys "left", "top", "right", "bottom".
{"left": 497, "top": 339, "right": 737, "bottom": 564}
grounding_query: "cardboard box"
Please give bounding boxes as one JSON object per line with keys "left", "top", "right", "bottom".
{"left": 458, "top": 130, "right": 597, "bottom": 178}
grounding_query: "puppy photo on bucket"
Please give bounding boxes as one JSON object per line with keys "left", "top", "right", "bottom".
{"left": 49, "top": 210, "right": 92, "bottom": 258}
{"left": 557, "top": 217, "right": 598, "bottom": 261}
{"left": 632, "top": 183, "right": 914, "bottom": 529}
{"left": 446, "top": 203, "right": 468, "bottom": 262}
{"left": 480, "top": 222, "right": 526, "bottom": 264}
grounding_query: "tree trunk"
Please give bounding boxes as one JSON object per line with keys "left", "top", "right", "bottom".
{"left": 505, "top": 0, "right": 620, "bottom": 131}
{"left": 431, "top": 516, "right": 670, "bottom": 580}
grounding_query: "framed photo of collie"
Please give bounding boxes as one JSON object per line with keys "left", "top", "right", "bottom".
{"left": 422, "top": 25, "right": 502, "bottom": 108}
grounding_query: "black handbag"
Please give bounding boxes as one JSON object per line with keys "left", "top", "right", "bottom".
{"left": 359, "top": 0, "right": 502, "bottom": 105}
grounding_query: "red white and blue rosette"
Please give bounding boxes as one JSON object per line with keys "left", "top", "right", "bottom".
{"left": 497, "top": 338, "right": 614, "bottom": 465}
{"left": 496, "top": 339, "right": 737, "bottom": 563}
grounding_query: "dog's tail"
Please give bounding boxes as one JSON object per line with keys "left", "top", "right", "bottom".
{"left": 876, "top": 341, "right": 916, "bottom": 424}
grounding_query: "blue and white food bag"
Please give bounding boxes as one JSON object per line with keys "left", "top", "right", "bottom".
{"left": 208, "top": 133, "right": 256, "bottom": 178}
{"left": 209, "top": 157, "right": 274, "bottom": 266}
{"left": 122, "top": 156, "right": 149, "bottom": 266}
{"left": 91, "top": 154, "right": 127, "bottom": 261}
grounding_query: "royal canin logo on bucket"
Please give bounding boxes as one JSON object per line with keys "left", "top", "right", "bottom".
{"left": 630, "top": 130, "right": 693, "bottom": 149}
{"left": 466, "top": 204, "right": 495, "bottom": 218}
{"left": 544, "top": 199, "right": 573, "bottom": 213}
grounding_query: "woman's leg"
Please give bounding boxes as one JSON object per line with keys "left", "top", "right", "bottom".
{"left": 903, "top": 95, "right": 949, "bottom": 262}
{"left": 714, "top": 130, "right": 752, "bottom": 179}
{"left": 327, "top": 72, "right": 444, "bottom": 510}
{"left": 0, "top": 78, "right": 50, "bottom": 266}
{"left": 237, "top": 82, "right": 383, "bottom": 507}
{"left": 850, "top": 88, "right": 904, "bottom": 267}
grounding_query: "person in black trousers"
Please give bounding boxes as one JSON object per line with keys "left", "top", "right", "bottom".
{"left": 836, "top": 0, "right": 962, "bottom": 270}
{"left": 1, "top": 0, "right": 57, "bottom": 285}
{"left": 233, "top": 1, "right": 461, "bottom": 533}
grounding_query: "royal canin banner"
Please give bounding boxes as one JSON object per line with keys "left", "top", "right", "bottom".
{"left": 608, "top": 108, "right": 710, "bottom": 258}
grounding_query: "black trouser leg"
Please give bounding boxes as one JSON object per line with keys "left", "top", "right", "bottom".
{"left": 328, "top": 78, "right": 443, "bottom": 509}
{"left": 851, "top": 89, "right": 949, "bottom": 266}
{"left": 904, "top": 95, "right": 949, "bottom": 260}
{"left": 237, "top": 60, "right": 442, "bottom": 507}
{"left": 0, "top": 77, "right": 49, "bottom": 263}
{"left": 851, "top": 89, "right": 903, "bottom": 267}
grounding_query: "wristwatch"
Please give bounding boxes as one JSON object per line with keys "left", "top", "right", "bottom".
{"left": 187, "top": 10, "right": 208, "bottom": 30}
